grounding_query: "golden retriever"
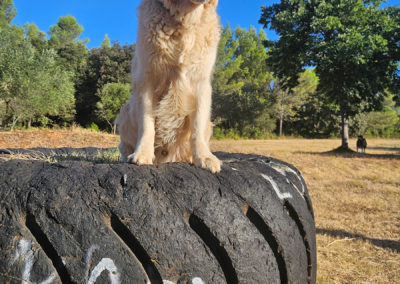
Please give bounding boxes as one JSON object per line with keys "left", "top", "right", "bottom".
{"left": 116, "top": 0, "right": 221, "bottom": 173}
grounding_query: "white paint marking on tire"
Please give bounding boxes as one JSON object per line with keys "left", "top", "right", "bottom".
{"left": 15, "top": 239, "right": 56, "bottom": 284}
{"left": 85, "top": 244, "right": 99, "bottom": 279}
{"left": 14, "top": 239, "right": 34, "bottom": 284}
{"left": 87, "top": 258, "right": 120, "bottom": 284}
{"left": 261, "top": 174, "right": 292, "bottom": 200}
{"left": 192, "top": 277, "right": 206, "bottom": 284}
{"left": 270, "top": 163, "right": 306, "bottom": 198}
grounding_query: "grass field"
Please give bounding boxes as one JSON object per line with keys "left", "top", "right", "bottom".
{"left": 1, "top": 128, "right": 399, "bottom": 283}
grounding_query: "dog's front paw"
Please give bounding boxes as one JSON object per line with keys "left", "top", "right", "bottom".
{"left": 127, "top": 150, "right": 154, "bottom": 165}
{"left": 194, "top": 153, "right": 222, "bottom": 173}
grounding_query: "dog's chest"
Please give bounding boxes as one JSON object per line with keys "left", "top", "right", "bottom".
{"left": 148, "top": 18, "right": 207, "bottom": 69}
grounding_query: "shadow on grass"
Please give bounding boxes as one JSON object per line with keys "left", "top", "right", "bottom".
{"left": 295, "top": 146, "right": 400, "bottom": 160}
{"left": 317, "top": 228, "right": 400, "bottom": 253}
{"left": 368, "top": 146, "right": 400, "bottom": 153}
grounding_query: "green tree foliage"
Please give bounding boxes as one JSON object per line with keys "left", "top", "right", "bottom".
{"left": 0, "top": 26, "right": 31, "bottom": 128}
{"left": 0, "top": 27, "right": 75, "bottom": 129}
{"left": 212, "top": 25, "right": 275, "bottom": 138}
{"left": 0, "top": 0, "right": 16, "bottom": 29}
{"left": 101, "top": 34, "right": 111, "bottom": 48}
{"left": 96, "top": 83, "right": 131, "bottom": 133}
{"left": 48, "top": 15, "right": 88, "bottom": 74}
{"left": 276, "top": 69, "right": 341, "bottom": 138}
{"left": 288, "top": 90, "right": 341, "bottom": 138}
{"left": 351, "top": 94, "right": 400, "bottom": 137}
{"left": 75, "top": 42, "right": 134, "bottom": 127}
{"left": 260, "top": 0, "right": 400, "bottom": 147}
{"left": 27, "top": 49, "right": 76, "bottom": 126}
{"left": 48, "top": 15, "right": 84, "bottom": 44}
{"left": 24, "top": 22, "right": 47, "bottom": 53}
{"left": 272, "top": 69, "right": 317, "bottom": 136}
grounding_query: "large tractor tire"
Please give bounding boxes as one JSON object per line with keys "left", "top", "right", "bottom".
{"left": 0, "top": 149, "right": 316, "bottom": 284}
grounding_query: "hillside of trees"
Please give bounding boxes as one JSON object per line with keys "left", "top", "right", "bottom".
{"left": 1, "top": 0, "right": 399, "bottom": 139}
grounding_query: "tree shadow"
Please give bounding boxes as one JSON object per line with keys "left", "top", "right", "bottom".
{"left": 368, "top": 146, "right": 400, "bottom": 153}
{"left": 317, "top": 228, "right": 400, "bottom": 253}
{"left": 294, "top": 148, "right": 400, "bottom": 160}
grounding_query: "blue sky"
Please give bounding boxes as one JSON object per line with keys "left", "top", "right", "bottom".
{"left": 12, "top": 0, "right": 400, "bottom": 49}
{"left": 12, "top": 0, "right": 279, "bottom": 48}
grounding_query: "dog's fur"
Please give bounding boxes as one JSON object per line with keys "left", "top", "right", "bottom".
{"left": 116, "top": 0, "right": 221, "bottom": 172}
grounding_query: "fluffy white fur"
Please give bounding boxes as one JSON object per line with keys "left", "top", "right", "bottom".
{"left": 116, "top": 0, "right": 221, "bottom": 173}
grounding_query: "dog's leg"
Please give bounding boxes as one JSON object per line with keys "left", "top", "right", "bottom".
{"left": 190, "top": 81, "right": 221, "bottom": 173}
{"left": 127, "top": 87, "right": 155, "bottom": 165}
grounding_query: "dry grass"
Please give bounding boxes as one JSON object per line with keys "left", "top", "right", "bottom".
{"left": 0, "top": 129, "right": 399, "bottom": 283}
{"left": 0, "top": 127, "right": 118, "bottom": 149}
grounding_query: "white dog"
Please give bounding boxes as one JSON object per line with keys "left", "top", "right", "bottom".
{"left": 116, "top": 0, "right": 221, "bottom": 173}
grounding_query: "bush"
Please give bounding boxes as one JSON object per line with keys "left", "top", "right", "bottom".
{"left": 213, "top": 127, "right": 276, "bottom": 140}
{"left": 88, "top": 122, "right": 100, "bottom": 132}
{"left": 213, "top": 127, "right": 242, "bottom": 140}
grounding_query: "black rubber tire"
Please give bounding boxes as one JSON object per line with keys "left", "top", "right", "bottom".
{"left": 0, "top": 149, "right": 316, "bottom": 284}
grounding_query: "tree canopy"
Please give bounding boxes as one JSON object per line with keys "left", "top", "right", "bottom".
{"left": 212, "top": 25, "right": 276, "bottom": 138}
{"left": 48, "top": 15, "right": 84, "bottom": 44}
{"left": 96, "top": 82, "right": 131, "bottom": 133}
{"left": 0, "top": 0, "right": 15, "bottom": 28}
{"left": 272, "top": 69, "right": 318, "bottom": 136}
{"left": 0, "top": 27, "right": 75, "bottom": 128}
{"left": 260, "top": 0, "right": 400, "bottom": 147}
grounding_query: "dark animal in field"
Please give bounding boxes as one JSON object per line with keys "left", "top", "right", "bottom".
{"left": 356, "top": 135, "right": 367, "bottom": 153}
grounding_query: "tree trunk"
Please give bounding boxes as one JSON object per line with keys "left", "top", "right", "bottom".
{"left": 4, "top": 100, "right": 10, "bottom": 128}
{"left": 106, "top": 120, "right": 114, "bottom": 134}
{"left": 5, "top": 100, "right": 9, "bottom": 117}
{"left": 341, "top": 113, "right": 349, "bottom": 149}
{"left": 279, "top": 113, "right": 283, "bottom": 137}
{"left": 10, "top": 115, "right": 19, "bottom": 131}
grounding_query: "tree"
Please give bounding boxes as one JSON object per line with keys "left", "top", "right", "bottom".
{"left": 212, "top": 25, "right": 275, "bottom": 138}
{"left": 75, "top": 42, "right": 134, "bottom": 127}
{"left": 48, "top": 15, "right": 84, "bottom": 44}
{"left": 288, "top": 89, "right": 341, "bottom": 138}
{"left": 96, "top": 82, "right": 131, "bottom": 133}
{"left": 212, "top": 24, "right": 243, "bottom": 128}
{"left": 272, "top": 69, "right": 317, "bottom": 136}
{"left": 0, "top": 0, "right": 16, "bottom": 29}
{"left": 260, "top": 0, "right": 400, "bottom": 148}
{"left": 0, "top": 26, "right": 32, "bottom": 128}
{"left": 0, "top": 26, "right": 75, "bottom": 129}
{"left": 351, "top": 94, "right": 400, "bottom": 137}
{"left": 24, "top": 22, "right": 47, "bottom": 53}
{"left": 101, "top": 34, "right": 111, "bottom": 48}
{"left": 48, "top": 15, "right": 88, "bottom": 74}
{"left": 26, "top": 49, "right": 76, "bottom": 127}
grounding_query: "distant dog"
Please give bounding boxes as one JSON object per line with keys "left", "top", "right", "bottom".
{"left": 116, "top": 0, "right": 221, "bottom": 173}
{"left": 356, "top": 135, "right": 367, "bottom": 153}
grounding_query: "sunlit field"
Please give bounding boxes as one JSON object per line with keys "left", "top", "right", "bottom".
{"left": 1, "top": 129, "right": 399, "bottom": 283}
